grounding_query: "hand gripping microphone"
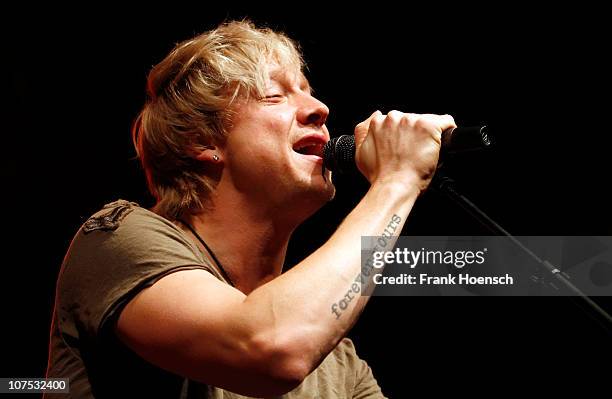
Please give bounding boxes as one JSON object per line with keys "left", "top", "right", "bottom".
{"left": 322, "top": 125, "right": 491, "bottom": 173}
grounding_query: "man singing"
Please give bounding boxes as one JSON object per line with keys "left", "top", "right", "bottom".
{"left": 46, "top": 20, "right": 455, "bottom": 398}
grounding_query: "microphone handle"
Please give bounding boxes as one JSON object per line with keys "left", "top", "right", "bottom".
{"left": 442, "top": 125, "right": 491, "bottom": 154}
{"left": 322, "top": 125, "right": 490, "bottom": 173}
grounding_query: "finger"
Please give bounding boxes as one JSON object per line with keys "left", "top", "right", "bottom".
{"left": 439, "top": 114, "right": 457, "bottom": 131}
{"left": 356, "top": 110, "right": 382, "bottom": 129}
{"left": 355, "top": 110, "right": 382, "bottom": 142}
{"left": 419, "top": 114, "right": 457, "bottom": 132}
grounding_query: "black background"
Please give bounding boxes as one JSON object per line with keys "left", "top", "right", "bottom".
{"left": 5, "top": 4, "right": 612, "bottom": 397}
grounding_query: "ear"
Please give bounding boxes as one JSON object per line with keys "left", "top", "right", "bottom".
{"left": 190, "top": 145, "right": 224, "bottom": 164}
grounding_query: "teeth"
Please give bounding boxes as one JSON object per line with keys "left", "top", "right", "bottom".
{"left": 293, "top": 139, "right": 324, "bottom": 156}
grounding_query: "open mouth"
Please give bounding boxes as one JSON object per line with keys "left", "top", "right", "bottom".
{"left": 292, "top": 135, "right": 327, "bottom": 159}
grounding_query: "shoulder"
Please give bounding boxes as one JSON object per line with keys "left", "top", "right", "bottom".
{"left": 71, "top": 199, "right": 201, "bottom": 261}
{"left": 314, "top": 338, "right": 362, "bottom": 379}
{"left": 330, "top": 338, "right": 385, "bottom": 398}
{"left": 297, "top": 338, "right": 384, "bottom": 397}
{"left": 60, "top": 199, "right": 213, "bottom": 285}
{"left": 82, "top": 199, "right": 143, "bottom": 234}
{"left": 333, "top": 337, "right": 357, "bottom": 354}
{"left": 81, "top": 199, "right": 181, "bottom": 240}
{"left": 55, "top": 199, "right": 216, "bottom": 337}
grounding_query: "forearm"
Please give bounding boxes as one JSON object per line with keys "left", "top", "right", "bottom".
{"left": 242, "top": 179, "right": 418, "bottom": 371}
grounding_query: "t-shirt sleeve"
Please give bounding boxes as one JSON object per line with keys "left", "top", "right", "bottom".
{"left": 352, "top": 357, "right": 387, "bottom": 399}
{"left": 56, "top": 200, "right": 216, "bottom": 342}
{"left": 337, "top": 338, "right": 387, "bottom": 399}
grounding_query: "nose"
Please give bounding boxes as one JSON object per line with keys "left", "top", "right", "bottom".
{"left": 297, "top": 93, "right": 329, "bottom": 128}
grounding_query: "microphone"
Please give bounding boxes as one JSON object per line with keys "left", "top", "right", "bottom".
{"left": 323, "top": 125, "right": 491, "bottom": 173}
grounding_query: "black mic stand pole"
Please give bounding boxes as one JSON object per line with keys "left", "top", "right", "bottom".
{"left": 432, "top": 173, "right": 612, "bottom": 330}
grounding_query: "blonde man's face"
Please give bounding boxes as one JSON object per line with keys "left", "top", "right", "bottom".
{"left": 221, "top": 62, "right": 335, "bottom": 221}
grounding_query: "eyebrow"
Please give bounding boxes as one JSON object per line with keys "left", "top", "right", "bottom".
{"left": 269, "top": 69, "right": 312, "bottom": 94}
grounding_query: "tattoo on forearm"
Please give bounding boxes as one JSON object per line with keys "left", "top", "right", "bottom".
{"left": 331, "top": 214, "right": 402, "bottom": 319}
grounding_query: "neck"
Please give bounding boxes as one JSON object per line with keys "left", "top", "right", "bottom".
{"left": 182, "top": 192, "right": 299, "bottom": 294}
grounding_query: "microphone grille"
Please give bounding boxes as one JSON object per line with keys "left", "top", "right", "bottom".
{"left": 323, "top": 135, "right": 356, "bottom": 173}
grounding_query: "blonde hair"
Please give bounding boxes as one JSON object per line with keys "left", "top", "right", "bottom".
{"left": 132, "top": 20, "right": 303, "bottom": 218}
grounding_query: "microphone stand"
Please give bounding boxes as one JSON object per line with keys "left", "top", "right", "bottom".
{"left": 323, "top": 130, "right": 611, "bottom": 329}
{"left": 432, "top": 173, "right": 612, "bottom": 330}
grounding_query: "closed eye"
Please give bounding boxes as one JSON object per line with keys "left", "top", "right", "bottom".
{"left": 261, "top": 94, "right": 285, "bottom": 104}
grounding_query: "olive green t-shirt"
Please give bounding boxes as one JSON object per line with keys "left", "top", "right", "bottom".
{"left": 45, "top": 200, "right": 386, "bottom": 398}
